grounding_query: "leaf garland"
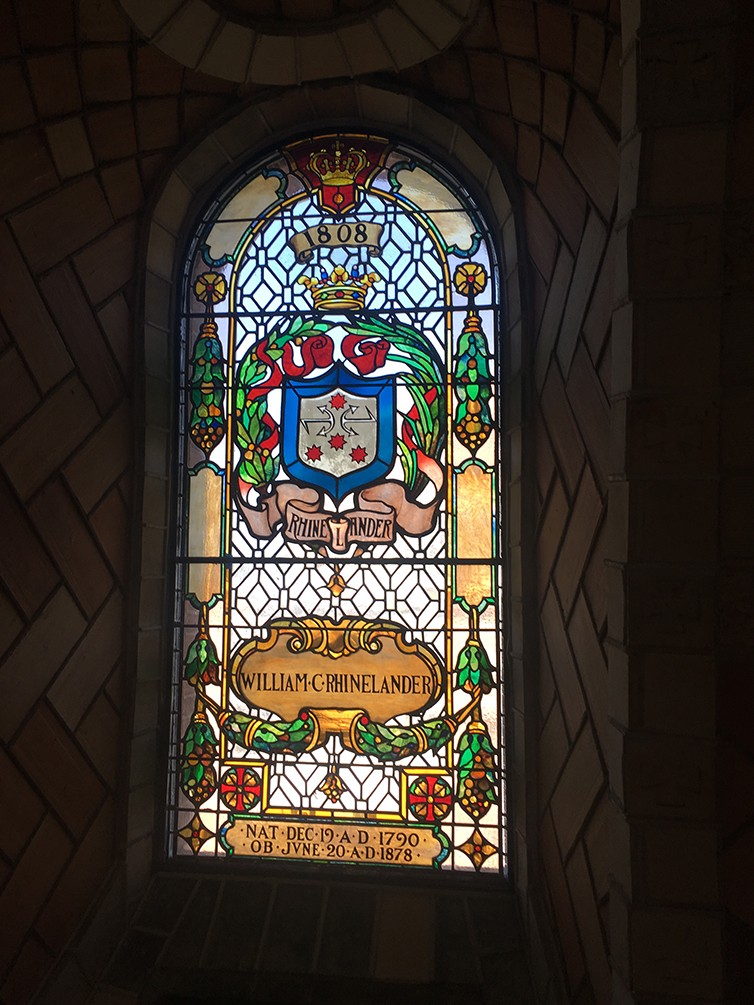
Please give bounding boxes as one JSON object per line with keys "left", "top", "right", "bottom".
{"left": 343, "top": 314, "right": 445, "bottom": 494}
{"left": 351, "top": 713, "right": 454, "bottom": 761}
{"left": 234, "top": 317, "right": 330, "bottom": 491}
{"left": 218, "top": 708, "right": 317, "bottom": 755}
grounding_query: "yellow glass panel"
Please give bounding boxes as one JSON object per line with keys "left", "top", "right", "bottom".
{"left": 455, "top": 464, "right": 492, "bottom": 607}
{"left": 393, "top": 165, "right": 477, "bottom": 252}
{"left": 204, "top": 172, "right": 282, "bottom": 261}
{"left": 187, "top": 466, "right": 222, "bottom": 602}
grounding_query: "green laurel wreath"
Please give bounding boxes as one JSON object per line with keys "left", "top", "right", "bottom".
{"left": 343, "top": 314, "right": 445, "bottom": 495}
{"left": 235, "top": 317, "right": 329, "bottom": 490}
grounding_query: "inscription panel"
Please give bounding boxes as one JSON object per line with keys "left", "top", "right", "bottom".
{"left": 222, "top": 817, "right": 447, "bottom": 867}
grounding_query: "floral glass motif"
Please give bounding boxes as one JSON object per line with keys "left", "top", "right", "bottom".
{"left": 169, "top": 134, "right": 505, "bottom": 873}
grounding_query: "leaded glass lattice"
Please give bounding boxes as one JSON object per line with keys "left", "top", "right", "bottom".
{"left": 168, "top": 134, "right": 506, "bottom": 872}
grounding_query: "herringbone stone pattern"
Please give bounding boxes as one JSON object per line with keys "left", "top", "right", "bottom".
{"left": 0, "top": 3, "right": 239, "bottom": 1000}
{"left": 0, "top": 2, "right": 623, "bottom": 1003}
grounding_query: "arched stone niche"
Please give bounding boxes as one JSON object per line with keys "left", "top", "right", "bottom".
{"left": 132, "top": 80, "right": 529, "bottom": 901}
{"left": 116, "top": 0, "right": 480, "bottom": 84}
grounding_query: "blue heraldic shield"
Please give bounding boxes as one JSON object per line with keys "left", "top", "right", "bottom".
{"left": 281, "top": 363, "right": 395, "bottom": 503}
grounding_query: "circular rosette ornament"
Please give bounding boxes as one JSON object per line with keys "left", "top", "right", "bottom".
{"left": 408, "top": 775, "right": 452, "bottom": 823}
{"left": 453, "top": 262, "right": 487, "bottom": 300}
{"left": 194, "top": 271, "right": 227, "bottom": 307}
{"left": 220, "top": 766, "right": 261, "bottom": 812}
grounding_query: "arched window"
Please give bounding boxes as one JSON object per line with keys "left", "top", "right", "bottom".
{"left": 169, "top": 132, "right": 505, "bottom": 874}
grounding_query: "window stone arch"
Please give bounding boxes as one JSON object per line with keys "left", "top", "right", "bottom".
{"left": 134, "top": 82, "right": 529, "bottom": 890}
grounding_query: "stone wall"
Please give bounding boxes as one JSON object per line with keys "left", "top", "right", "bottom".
{"left": 1, "top": 1, "right": 750, "bottom": 1003}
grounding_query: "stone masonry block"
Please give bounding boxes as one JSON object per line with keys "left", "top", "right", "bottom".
{"left": 554, "top": 464, "right": 603, "bottom": 616}
{"left": 28, "top": 478, "right": 113, "bottom": 618}
{"left": 3, "top": 940, "right": 58, "bottom": 1005}
{"left": 627, "top": 567, "right": 715, "bottom": 648}
{"left": 550, "top": 721, "right": 605, "bottom": 855}
{"left": 574, "top": 15, "right": 605, "bottom": 95}
{"left": 566, "top": 342, "right": 610, "bottom": 487}
{"left": 76, "top": 692, "right": 122, "bottom": 788}
{"left": 14, "top": 704, "right": 107, "bottom": 838}
{"left": 11, "top": 177, "right": 114, "bottom": 274}
{"left": 534, "top": 243, "right": 574, "bottom": 391}
{"left": 0, "top": 587, "right": 86, "bottom": 741}
{"left": 0, "top": 746, "right": 44, "bottom": 862}
{"left": 35, "top": 798, "right": 116, "bottom": 954}
{"left": 631, "top": 906, "right": 723, "bottom": 998}
{"left": 626, "top": 394, "right": 718, "bottom": 479}
{"left": 558, "top": 211, "right": 607, "bottom": 376}
{"left": 622, "top": 732, "right": 715, "bottom": 821}
{"left": 537, "top": 3, "right": 573, "bottom": 74}
{"left": 64, "top": 401, "right": 131, "bottom": 513}
{"left": 0, "top": 475, "right": 58, "bottom": 618}
{"left": 39, "top": 264, "right": 124, "bottom": 414}
{"left": 541, "top": 585, "right": 587, "bottom": 737}
{"left": 647, "top": 124, "right": 727, "bottom": 207}
{"left": 566, "top": 842, "right": 611, "bottom": 1003}
{"left": 564, "top": 94, "right": 619, "bottom": 220}
{"left": 630, "top": 212, "right": 723, "bottom": 295}
{"left": 28, "top": 53, "right": 81, "bottom": 117}
{"left": 0, "top": 224, "right": 72, "bottom": 392}
{"left": 539, "top": 363, "right": 585, "bottom": 496}
{"left": 0, "top": 130, "right": 58, "bottom": 219}
{"left": 508, "top": 61, "right": 541, "bottom": 126}
{"left": 537, "top": 143, "right": 587, "bottom": 254}
{"left": 540, "top": 810, "right": 586, "bottom": 991}
{"left": 0, "top": 815, "right": 72, "bottom": 976}
{"left": 568, "top": 591, "right": 609, "bottom": 756}
{"left": 48, "top": 590, "right": 123, "bottom": 730}
{"left": 637, "top": 822, "right": 719, "bottom": 905}
{"left": 1, "top": 375, "right": 100, "bottom": 499}
{"left": 74, "top": 219, "right": 139, "bottom": 306}
{"left": 639, "top": 28, "right": 731, "bottom": 125}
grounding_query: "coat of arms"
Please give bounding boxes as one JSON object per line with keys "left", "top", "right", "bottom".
{"left": 233, "top": 265, "right": 446, "bottom": 554}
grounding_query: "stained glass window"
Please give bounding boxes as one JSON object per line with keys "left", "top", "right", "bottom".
{"left": 169, "top": 133, "right": 505, "bottom": 873}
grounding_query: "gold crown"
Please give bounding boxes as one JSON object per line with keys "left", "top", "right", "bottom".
{"left": 297, "top": 265, "right": 379, "bottom": 312}
{"left": 308, "top": 143, "right": 367, "bottom": 186}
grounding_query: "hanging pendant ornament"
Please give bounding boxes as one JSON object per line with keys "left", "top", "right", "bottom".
{"left": 452, "top": 263, "right": 492, "bottom": 454}
{"left": 190, "top": 272, "right": 228, "bottom": 456}
{"left": 179, "top": 708, "right": 219, "bottom": 806}
{"left": 326, "top": 563, "right": 347, "bottom": 597}
{"left": 455, "top": 606, "right": 494, "bottom": 694}
{"left": 183, "top": 603, "right": 221, "bottom": 686}
{"left": 456, "top": 719, "right": 498, "bottom": 820}
{"left": 319, "top": 762, "right": 346, "bottom": 803}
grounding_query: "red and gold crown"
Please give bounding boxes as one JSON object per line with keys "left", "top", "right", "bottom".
{"left": 297, "top": 265, "right": 379, "bottom": 312}
{"left": 308, "top": 143, "right": 368, "bottom": 186}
